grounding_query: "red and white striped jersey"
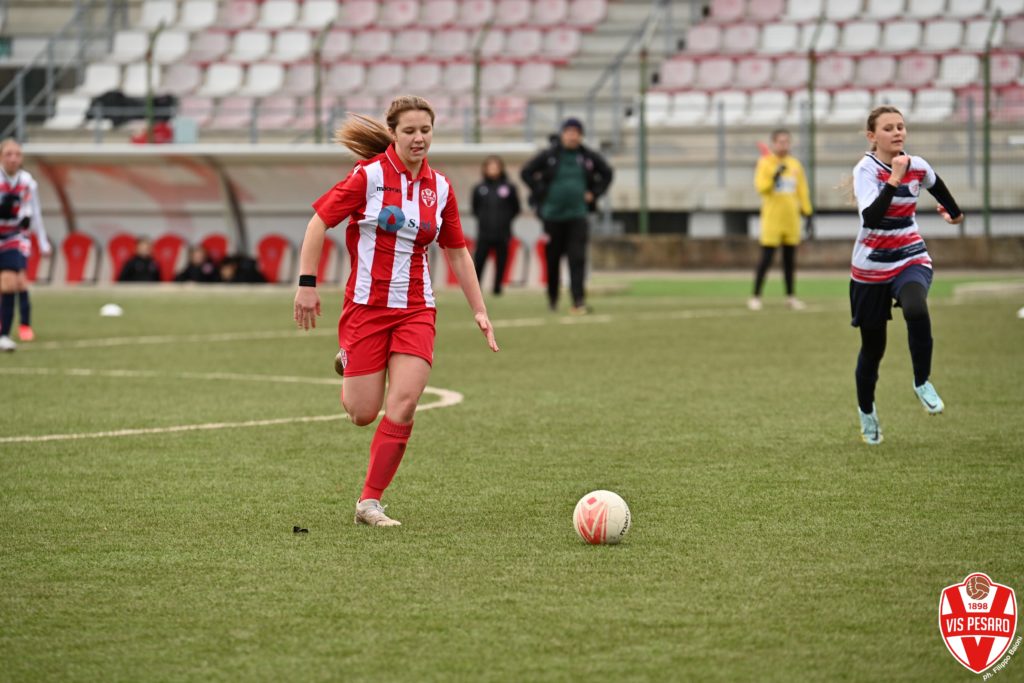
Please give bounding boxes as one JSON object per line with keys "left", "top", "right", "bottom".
{"left": 313, "top": 145, "right": 466, "bottom": 309}
{"left": 0, "top": 169, "right": 48, "bottom": 257}
{"left": 851, "top": 152, "right": 936, "bottom": 284}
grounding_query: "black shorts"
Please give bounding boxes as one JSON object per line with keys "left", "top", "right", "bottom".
{"left": 0, "top": 248, "right": 27, "bottom": 273}
{"left": 850, "top": 264, "right": 933, "bottom": 328}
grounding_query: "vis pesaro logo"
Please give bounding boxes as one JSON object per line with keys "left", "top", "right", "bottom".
{"left": 939, "top": 573, "right": 1018, "bottom": 675}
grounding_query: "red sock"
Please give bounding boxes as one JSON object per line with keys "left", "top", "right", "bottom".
{"left": 360, "top": 416, "right": 413, "bottom": 501}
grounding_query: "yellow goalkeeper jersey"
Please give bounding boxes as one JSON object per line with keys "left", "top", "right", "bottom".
{"left": 754, "top": 154, "right": 812, "bottom": 246}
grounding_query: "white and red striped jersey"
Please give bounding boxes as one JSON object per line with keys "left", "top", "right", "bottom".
{"left": 0, "top": 169, "right": 49, "bottom": 257}
{"left": 851, "top": 152, "right": 936, "bottom": 284}
{"left": 313, "top": 145, "right": 466, "bottom": 309}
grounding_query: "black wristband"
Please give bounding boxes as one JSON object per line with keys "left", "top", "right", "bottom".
{"left": 298, "top": 274, "right": 316, "bottom": 287}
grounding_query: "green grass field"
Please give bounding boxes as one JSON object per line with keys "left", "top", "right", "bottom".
{"left": 2, "top": 273, "right": 1022, "bottom": 682}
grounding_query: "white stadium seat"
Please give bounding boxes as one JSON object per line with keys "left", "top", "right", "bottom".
{"left": 257, "top": 96, "right": 297, "bottom": 129}
{"left": 188, "top": 31, "right": 229, "bottom": 62}
{"left": 420, "top": 0, "right": 459, "bottom": 28}
{"left": 695, "top": 58, "right": 734, "bottom": 89}
{"left": 993, "top": 0, "right": 1024, "bottom": 13}
{"left": 686, "top": 24, "right": 721, "bottom": 54}
{"left": 828, "top": 89, "right": 872, "bottom": 124}
{"left": 785, "top": 0, "right": 823, "bottom": 22}
{"left": 239, "top": 63, "right": 285, "bottom": 97}
{"left": 45, "top": 94, "right": 92, "bottom": 129}
{"left": 352, "top": 29, "right": 394, "bottom": 59}
{"left": 659, "top": 59, "right": 695, "bottom": 89}
{"left": 568, "top": 0, "right": 607, "bottom": 27}
{"left": 947, "top": 0, "right": 986, "bottom": 17}
{"left": 506, "top": 28, "right": 543, "bottom": 58}
{"left": 799, "top": 21, "right": 838, "bottom": 51}
{"left": 874, "top": 88, "right": 913, "bottom": 112}
{"left": 881, "top": 21, "right": 922, "bottom": 51}
{"left": 923, "top": 20, "right": 963, "bottom": 51}
{"left": 282, "top": 63, "right": 315, "bottom": 95}
{"left": 405, "top": 62, "right": 442, "bottom": 91}
{"left": 816, "top": 55, "right": 855, "bottom": 88}
{"left": 773, "top": 56, "right": 809, "bottom": 88}
{"left": 179, "top": 0, "right": 217, "bottom": 31}
{"left": 991, "top": 53, "right": 1021, "bottom": 86}
{"left": 722, "top": 24, "right": 760, "bottom": 54}
{"left": 326, "top": 62, "right": 366, "bottom": 95}
{"left": 475, "top": 29, "right": 506, "bottom": 58}
{"left": 257, "top": 0, "right": 298, "bottom": 29}
{"left": 517, "top": 62, "right": 555, "bottom": 92}
{"left": 153, "top": 31, "right": 189, "bottom": 64}
{"left": 121, "top": 63, "right": 161, "bottom": 97}
{"left": 865, "top": 0, "right": 905, "bottom": 19}
{"left": 443, "top": 62, "right": 475, "bottom": 93}
{"left": 666, "top": 92, "right": 709, "bottom": 126}
{"left": 853, "top": 55, "right": 896, "bottom": 87}
{"left": 786, "top": 89, "right": 829, "bottom": 123}
{"left": 217, "top": 0, "right": 258, "bottom": 29}
{"left": 1009, "top": 17, "right": 1024, "bottom": 47}
{"left": 459, "top": 0, "right": 495, "bottom": 28}
{"left": 394, "top": 29, "right": 432, "bottom": 59}
{"left": 735, "top": 57, "right": 773, "bottom": 89}
{"left": 76, "top": 63, "right": 120, "bottom": 96}
{"left": 749, "top": 0, "right": 785, "bottom": 21}
{"left": 229, "top": 30, "right": 272, "bottom": 62}
{"left": 897, "top": 54, "right": 939, "bottom": 88}
{"left": 198, "top": 63, "right": 243, "bottom": 97}
{"left": 709, "top": 91, "right": 748, "bottom": 125}
{"left": 913, "top": 88, "right": 954, "bottom": 121}
{"left": 365, "top": 63, "right": 405, "bottom": 94}
{"left": 907, "top": 0, "right": 944, "bottom": 19}
{"left": 839, "top": 21, "right": 881, "bottom": 52}
{"left": 161, "top": 63, "right": 201, "bottom": 95}
{"left": 744, "top": 90, "right": 789, "bottom": 125}
{"left": 110, "top": 31, "right": 147, "bottom": 65}
{"left": 533, "top": 0, "right": 569, "bottom": 27}
{"left": 140, "top": 0, "right": 177, "bottom": 29}
{"left": 322, "top": 30, "right": 353, "bottom": 61}
{"left": 495, "top": 0, "right": 532, "bottom": 27}
{"left": 964, "top": 19, "right": 1004, "bottom": 50}
{"left": 480, "top": 62, "right": 517, "bottom": 93}
{"left": 825, "top": 0, "right": 861, "bottom": 21}
{"left": 385, "top": 0, "right": 421, "bottom": 28}
{"left": 433, "top": 29, "right": 472, "bottom": 58}
{"left": 710, "top": 0, "right": 745, "bottom": 22}
{"left": 270, "top": 30, "right": 312, "bottom": 62}
{"left": 343, "top": 0, "right": 378, "bottom": 29}
{"left": 545, "top": 28, "right": 581, "bottom": 59}
{"left": 644, "top": 92, "right": 672, "bottom": 126}
{"left": 761, "top": 23, "right": 800, "bottom": 54}
{"left": 296, "top": 0, "right": 337, "bottom": 29}
{"left": 935, "top": 54, "right": 980, "bottom": 88}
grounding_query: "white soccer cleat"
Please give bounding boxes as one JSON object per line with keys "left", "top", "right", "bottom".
{"left": 914, "top": 381, "right": 944, "bottom": 415}
{"left": 0, "top": 335, "right": 16, "bottom": 352}
{"left": 858, "top": 405, "right": 883, "bottom": 445}
{"left": 354, "top": 499, "right": 401, "bottom": 527}
{"left": 786, "top": 296, "right": 807, "bottom": 311}
{"left": 747, "top": 297, "right": 763, "bottom": 311}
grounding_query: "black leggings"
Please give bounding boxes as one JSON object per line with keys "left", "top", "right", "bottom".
{"left": 855, "top": 282, "right": 933, "bottom": 413}
{"left": 753, "top": 245, "right": 796, "bottom": 297}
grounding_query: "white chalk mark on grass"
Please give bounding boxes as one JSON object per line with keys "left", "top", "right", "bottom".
{"left": 0, "top": 368, "right": 462, "bottom": 444}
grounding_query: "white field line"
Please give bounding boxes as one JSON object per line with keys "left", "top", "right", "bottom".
{"left": 0, "top": 368, "right": 462, "bottom": 444}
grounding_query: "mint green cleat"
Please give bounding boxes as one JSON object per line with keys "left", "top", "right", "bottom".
{"left": 858, "top": 405, "right": 883, "bottom": 445}
{"left": 913, "top": 381, "right": 944, "bottom": 415}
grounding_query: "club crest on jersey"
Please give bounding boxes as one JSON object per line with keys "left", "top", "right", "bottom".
{"left": 908, "top": 179, "right": 921, "bottom": 196}
{"left": 377, "top": 205, "right": 406, "bottom": 233}
{"left": 420, "top": 188, "right": 436, "bottom": 207}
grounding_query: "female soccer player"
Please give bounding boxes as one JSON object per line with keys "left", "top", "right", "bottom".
{"left": 0, "top": 138, "right": 50, "bottom": 351}
{"left": 293, "top": 95, "right": 499, "bottom": 526}
{"left": 849, "top": 106, "right": 964, "bottom": 445}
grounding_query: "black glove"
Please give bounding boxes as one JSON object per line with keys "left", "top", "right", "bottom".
{"left": 803, "top": 215, "right": 815, "bottom": 240}
{"left": 772, "top": 164, "right": 786, "bottom": 184}
{"left": 17, "top": 216, "right": 30, "bottom": 230}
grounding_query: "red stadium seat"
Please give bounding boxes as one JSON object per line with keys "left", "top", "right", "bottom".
{"left": 317, "top": 236, "right": 339, "bottom": 283}
{"left": 535, "top": 237, "right": 548, "bottom": 285}
{"left": 153, "top": 233, "right": 186, "bottom": 282}
{"left": 107, "top": 233, "right": 138, "bottom": 282}
{"left": 25, "top": 233, "right": 50, "bottom": 283}
{"left": 200, "top": 234, "right": 229, "bottom": 265}
{"left": 256, "top": 234, "right": 295, "bottom": 283}
{"left": 451, "top": 237, "right": 522, "bottom": 286}
{"left": 62, "top": 233, "right": 99, "bottom": 284}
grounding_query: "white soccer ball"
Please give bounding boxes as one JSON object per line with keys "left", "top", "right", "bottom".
{"left": 99, "top": 303, "right": 123, "bottom": 317}
{"left": 573, "top": 490, "right": 631, "bottom": 545}
{"left": 1017, "top": 306, "right": 1024, "bottom": 319}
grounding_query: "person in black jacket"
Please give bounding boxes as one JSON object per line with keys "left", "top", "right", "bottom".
{"left": 520, "top": 117, "right": 613, "bottom": 314}
{"left": 174, "top": 245, "right": 220, "bottom": 283}
{"left": 117, "top": 237, "right": 161, "bottom": 282}
{"left": 471, "top": 155, "right": 520, "bottom": 295}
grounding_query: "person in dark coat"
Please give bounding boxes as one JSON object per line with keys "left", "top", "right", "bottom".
{"left": 471, "top": 155, "right": 520, "bottom": 295}
{"left": 174, "top": 245, "right": 220, "bottom": 283}
{"left": 117, "top": 237, "right": 161, "bottom": 282}
{"left": 520, "top": 117, "right": 613, "bottom": 314}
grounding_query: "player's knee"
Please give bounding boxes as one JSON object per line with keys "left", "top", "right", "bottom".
{"left": 385, "top": 395, "right": 418, "bottom": 424}
{"left": 347, "top": 409, "right": 378, "bottom": 427}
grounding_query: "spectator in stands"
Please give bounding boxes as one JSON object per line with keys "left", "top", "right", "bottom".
{"left": 471, "top": 155, "right": 520, "bottom": 296}
{"left": 0, "top": 138, "right": 51, "bottom": 352}
{"left": 521, "top": 117, "right": 613, "bottom": 315}
{"left": 748, "top": 129, "right": 813, "bottom": 312}
{"left": 174, "top": 245, "right": 220, "bottom": 283}
{"left": 218, "top": 254, "right": 265, "bottom": 284}
{"left": 117, "top": 237, "right": 161, "bottom": 282}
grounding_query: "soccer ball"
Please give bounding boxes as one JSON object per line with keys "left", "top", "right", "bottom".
{"left": 573, "top": 490, "right": 631, "bottom": 545}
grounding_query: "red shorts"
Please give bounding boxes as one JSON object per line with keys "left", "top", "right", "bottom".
{"left": 337, "top": 302, "right": 437, "bottom": 376}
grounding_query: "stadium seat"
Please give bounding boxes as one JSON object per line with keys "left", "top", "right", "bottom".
{"left": 495, "top": 0, "right": 532, "bottom": 26}
{"left": 443, "top": 62, "right": 475, "bottom": 93}
{"left": 695, "top": 58, "right": 734, "bottom": 90}
{"left": 533, "top": 0, "right": 569, "bottom": 27}
{"left": 881, "top": 21, "right": 922, "bottom": 51}
{"left": 761, "top": 23, "right": 800, "bottom": 54}
{"left": 865, "top": 0, "right": 905, "bottom": 19}
{"left": 217, "top": 0, "right": 259, "bottom": 29}
{"left": 26, "top": 234, "right": 50, "bottom": 283}
{"left": 923, "top": 20, "right": 964, "bottom": 51}
{"left": 152, "top": 234, "right": 186, "bottom": 281}
{"left": 487, "top": 95, "right": 527, "bottom": 126}
{"left": 800, "top": 21, "right": 838, "bottom": 51}
{"left": 326, "top": 62, "right": 366, "bottom": 95}
{"left": 817, "top": 55, "right": 855, "bottom": 88}
{"left": 994, "top": 0, "right": 1024, "bottom": 13}
{"left": 785, "top": 89, "right": 829, "bottom": 123}
{"left": 256, "top": 95, "right": 296, "bottom": 129}
{"left": 913, "top": 87, "right": 954, "bottom": 121}
{"left": 896, "top": 54, "right": 938, "bottom": 88}
{"left": 187, "top": 31, "right": 230, "bottom": 62}
{"left": 480, "top": 62, "right": 517, "bottom": 93}
{"left": 179, "top": 0, "right": 217, "bottom": 30}
{"left": 200, "top": 234, "right": 229, "bottom": 265}
{"left": 544, "top": 28, "right": 582, "bottom": 59}
{"left": 709, "top": 91, "right": 747, "bottom": 125}
{"left": 321, "top": 30, "right": 353, "bottom": 61}
{"left": 431, "top": 95, "right": 460, "bottom": 129}
{"left": 110, "top": 31, "right": 147, "bottom": 65}
{"left": 991, "top": 53, "right": 1021, "bottom": 86}
{"left": 433, "top": 29, "right": 472, "bottom": 58}
{"left": 964, "top": 19, "right": 1005, "bottom": 49}
{"left": 365, "top": 63, "right": 405, "bottom": 94}
{"left": 229, "top": 30, "right": 272, "bottom": 62}
{"left": 568, "top": 0, "right": 607, "bottom": 27}
{"left": 722, "top": 24, "right": 760, "bottom": 54}
{"left": 239, "top": 63, "right": 285, "bottom": 97}
{"left": 874, "top": 88, "right": 913, "bottom": 111}
{"left": 179, "top": 95, "right": 215, "bottom": 126}
{"left": 947, "top": 0, "right": 986, "bottom": 16}
{"left": 748, "top": 0, "right": 785, "bottom": 21}
{"left": 256, "top": 0, "right": 298, "bottom": 29}
{"left": 936, "top": 54, "right": 980, "bottom": 88}
{"left": 665, "top": 92, "right": 710, "bottom": 125}
{"left": 1008, "top": 17, "right": 1024, "bottom": 48}
{"left": 75, "top": 63, "right": 120, "bottom": 97}
{"left": 907, "top": 0, "right": 944, "bottom": 18}
{"left": 198, "top": 64, "right": 243, "bottom": 97}
{"left": 317, "top": 236, "right": 339, "bottom": 283}
{"left": 140, "top": 0, "right": 177, "bottom": 29}
{"left": 342, "top": 0, "right": 378, "bottom": 29}
{"left": 161, "top": 63, "right": 201, "bottom": 95}
{"left": 270, "top": 29, "right": 312, "bottom": 62}
{"left": 839, "top": 21, "right": 881, "bottom": 52}
{"left": 107, "top": 233, "right": 137, "bottom": 282}
{"left": 785, "top": 0, "right": 823, "bottom": 21}
{"left": 685, "top": 24, "right": 721, "bottom": 54}
{"left": 405, "top": 62, "right": 442, "bottom": 91}
{"left": 385, "top": 0, "right": 421, "bottom": 28}
{"left": 352, "top": 29, "right": 393, "bottom": 59}
{"left": 506, "top": 29, "right": 543, "bottom": 58}
{"left": 824, "top": 0, "right": 860, "bottom": 20}
{"left": 209, "top": 96, "right": 254, "bottom": 129}
{"left": 296, "top": 0, "right": 337, "bottom": 29}
{"left": 828, "top": 89, "right": 872, "bottom": 123}
{"left": 995, "top": 86, "right": 1024, "bottom": 121}
{"left": 709, "top": 0, "right": 745, "bottom": 22}
{"left": 636, "top": 91, "right": 671, "bottom": 127}
{"left": 773, "top": 56, "right": 809, "bottom": 88}
{"left": 393, "top": 29, "right": 431, "bottom": 59}
{"left": 474, "top": 29, "right": 506, "bottom": 58}
{"left": 153, "top": 31, "right": 189, "bottom": 64}
{"left": 283, "top": 63, "right": 314, "bottom": 95}
{"left": 516, "top": 62, "right": 555, "bottom": 92}
{"left": 420, "top": 0, "right": 459, "bottom": 27}
{"left": 459, "top": 0, "right": 494, "bottom": 28}
{"left": 61, "top": 234, "right": 99, "bottom": 284}
{"left": 659, "top": 58, "right": 695, "bottom": 89}
{"left": 121, "top": 63, "right": 161, "bottom": 97}
{"left": 853, "top": 55, "right": 896, "bottom": 87}
{"left": 256, "top": 234, "right": 294, "bottom": 283}
{"left": 292, "top": 95, "right": 338, "bottom": 130}
{"left": 744, "top": 90, "right": 789, "bottom": 125}
{"left": 735, "top": 57, "right": 773, "bottom": 89}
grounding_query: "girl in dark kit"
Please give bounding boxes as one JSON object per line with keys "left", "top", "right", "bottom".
{"left": 471, "top": 155, "right": 520, "bottom": 295}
